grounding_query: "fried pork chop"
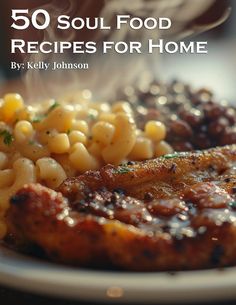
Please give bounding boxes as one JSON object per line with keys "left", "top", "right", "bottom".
{"left": 6, "top": 145, "right": 236, "bottom": 271}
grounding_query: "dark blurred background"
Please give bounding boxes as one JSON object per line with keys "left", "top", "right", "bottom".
{"left": 0, "top": 0, "right": 235, "bottom": 99}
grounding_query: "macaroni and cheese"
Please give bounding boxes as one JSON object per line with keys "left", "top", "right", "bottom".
{"left": 0, "top": 90, "right": 172, "bottom": 238}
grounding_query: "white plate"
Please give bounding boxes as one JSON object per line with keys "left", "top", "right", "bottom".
{"left": 0, "top": 244, "right": 236, "bottom": 303}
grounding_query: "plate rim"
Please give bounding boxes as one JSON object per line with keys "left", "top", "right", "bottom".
{"left": 0, "top": 245, "right": 236, "bottom": 303}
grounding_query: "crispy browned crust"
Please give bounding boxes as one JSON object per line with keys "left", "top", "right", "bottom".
{"left": 6, "top": 145, "right": 236, "bottom": 271}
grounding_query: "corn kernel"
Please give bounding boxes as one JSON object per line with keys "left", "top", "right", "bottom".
{"left": 145, "top": 121, "right": 166, "bottom": 142}
{"left": 14, "top": 120, "right": 34, "bottom": 142}
{"left": 2, "top": 93, "right": 24, "bottom": 121}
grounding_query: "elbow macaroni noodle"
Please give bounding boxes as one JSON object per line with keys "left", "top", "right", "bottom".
{"left": 0, "top": 91, "right": 172, "bottom": 238}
